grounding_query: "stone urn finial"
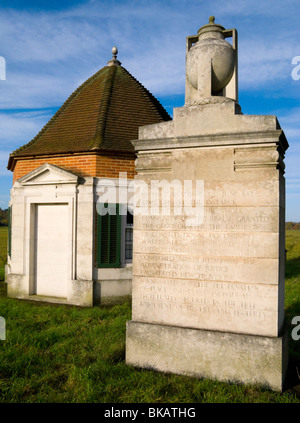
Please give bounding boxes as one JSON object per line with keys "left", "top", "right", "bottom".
{"left": 185, "top": 17, "right": 238, "bottom": 104}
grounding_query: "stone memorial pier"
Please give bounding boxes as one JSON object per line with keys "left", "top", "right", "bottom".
{"left": 126, "top": 17, "right": 289, "bottom": 391}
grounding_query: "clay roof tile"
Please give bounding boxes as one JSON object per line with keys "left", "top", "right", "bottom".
{"left": 8, "top": 64, "right": 171, "bottom": 170}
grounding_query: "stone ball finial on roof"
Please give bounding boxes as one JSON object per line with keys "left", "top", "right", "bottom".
{"left": 108, "top": 46, "right": 121, "bottom": 67}
{"left": 112, "top": 46, "right": 118, "bottom": 57}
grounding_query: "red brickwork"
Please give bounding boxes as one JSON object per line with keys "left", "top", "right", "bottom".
{"left": 13, "top": 154, "right": 136, "bottom": 184}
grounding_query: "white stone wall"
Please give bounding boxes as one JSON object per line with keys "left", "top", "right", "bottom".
{"left": 6, "top": 164, "right": 132, "bottom": 307}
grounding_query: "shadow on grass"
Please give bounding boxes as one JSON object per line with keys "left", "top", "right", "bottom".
{"left": 284, "top": 297, "right": 300, "bottom": 397}
{"left": 285, "top": 356, "right": 300, "bottom": 397}
{"left": 0, "top": 281, "right": 7, "bottom": 297}
{"left": 286, "top": 257, "right": 300, "bottom": 279}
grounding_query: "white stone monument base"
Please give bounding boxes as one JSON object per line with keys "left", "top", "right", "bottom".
{"left": 126, "top": 321, "right": 289, "bottom": 392}
{"left": 6, "top": 274, "right": 94, "bottom": 307}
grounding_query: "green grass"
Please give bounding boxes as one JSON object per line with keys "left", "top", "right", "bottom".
{"left": 0, "top": 227, "right": 299, "bottom": 403}
{"left": 285, "top": 230, "right": 300, "bottom": 364}
{"left": 0, "top": 299, "right": 299, "bottom": 403}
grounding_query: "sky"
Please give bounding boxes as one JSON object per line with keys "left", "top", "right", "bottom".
{"left": 0, "top": 0, "right": 299, "bottom": 221}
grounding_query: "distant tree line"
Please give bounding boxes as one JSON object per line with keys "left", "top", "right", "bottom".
{"left": 0, "top": 208, "right": 8, "bottom": 226}
{"left": 286, "top": 221, "right": 300, "bottom": 230}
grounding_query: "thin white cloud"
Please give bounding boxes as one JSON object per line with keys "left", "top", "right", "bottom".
{"left": 0, "top": 0, "right": 299, "bottom": 218}
{"left": 0, "top": 149, "right": 13, "bottom": 176}
{"left": 277, "top": 109, "right": 300, "bottom": 148}
{"left": 278, "top": 107, "right": 300, "bottom": 125}
{"left": 0, "top": 73, "right": 71, "bottom": 109}
{"left": 239, "top": 40, "right": 300, "bottom": 89}
{"left": 274, "top": 108, "right": 300, "bottom": 191}
{"left": 0, "top": 9, "right": 99, "bottom": 63}
{"left": 0, "top": 0, "right": 299, "bottom": 107}
{"left": 0, "top": 110, "right": 52, "bottom": 150}
{"left": 214, "top": 0, "right": 299, "bottom": 19}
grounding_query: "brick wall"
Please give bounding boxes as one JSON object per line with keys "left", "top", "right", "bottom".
{"left": 12, "top": 154, "right": 136, "bottom": 183}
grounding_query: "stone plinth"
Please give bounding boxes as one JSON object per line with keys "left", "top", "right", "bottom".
{"left": 126, "top": 321, "right": 289, "bottom": 392}
{"left": 126, "top": 99, "right": 289, "bottom": 391}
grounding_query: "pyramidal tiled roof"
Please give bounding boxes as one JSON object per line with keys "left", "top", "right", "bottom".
{"left": 8, "top": 63, "right": 171, "bottom": 170}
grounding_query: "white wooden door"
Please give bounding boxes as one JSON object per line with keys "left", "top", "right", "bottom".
{"left": 35, "top": 204, "right": 69, "bottom": 298}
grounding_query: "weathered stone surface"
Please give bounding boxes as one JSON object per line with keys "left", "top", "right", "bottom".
{"left": 131, "top": 276, "right": 281, "bottom": 336}
{"left": 127, "top": 19, "right": 288, "bottom": 390}
{"left": 130, "top": 102, "right": 287, "bottom": 338}
{"left": 126, "top": 321, "right": 289, "bottom": 392}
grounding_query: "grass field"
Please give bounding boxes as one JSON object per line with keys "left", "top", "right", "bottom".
{"left": 0, "top": 226, "right": 299, "bottom": 403}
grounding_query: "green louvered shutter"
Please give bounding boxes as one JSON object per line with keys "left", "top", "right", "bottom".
{"left": 97, "top": 204, "right": 121, "bottom": 268}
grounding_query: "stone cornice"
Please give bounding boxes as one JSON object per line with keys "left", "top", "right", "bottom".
{"left": 132, "top": 129, "right": 288, "bottom": 154}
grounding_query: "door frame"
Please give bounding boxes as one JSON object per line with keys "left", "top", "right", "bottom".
{"left": 33, "top": 202, "right": 70, "bottom": 297}
{"left": 27, "top": 196, "right": 76, "bottom": 298}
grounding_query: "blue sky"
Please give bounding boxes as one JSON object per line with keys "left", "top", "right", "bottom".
{"left": 0, "top": 0, "right": 299, "bottom": 220}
